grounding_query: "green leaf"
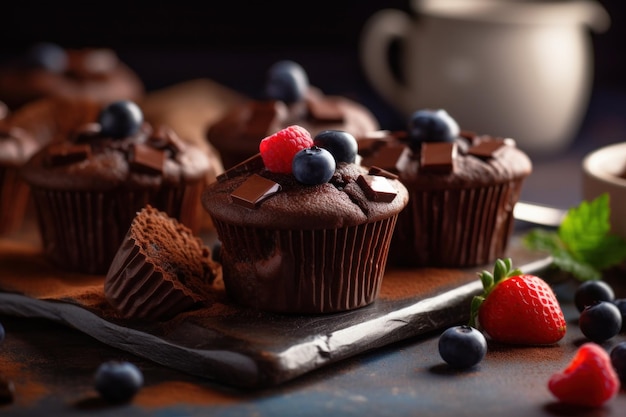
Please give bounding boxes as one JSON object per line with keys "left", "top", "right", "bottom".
{"left": 523, "top": 193, "right": 626, "bottom": 281}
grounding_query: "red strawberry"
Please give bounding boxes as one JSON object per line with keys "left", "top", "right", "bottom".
{"left": 469, "top": 258, "right": 566, "bottom": 345}
{"left": 548, "top": 342, "right": 620, "bottom": 407}
{"left": 259, "top": 125, "right": 314, "bottom": 174}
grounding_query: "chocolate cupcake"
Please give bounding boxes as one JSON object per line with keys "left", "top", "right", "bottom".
{"left": 202, "top": 126, "right": 408, "bottom": 314}
{"left": 104, "top": 205, "right": 220, "bottom": 321}
{"left": 358, "top": 109, "right": 533, "bottom": 268}
{"left": 206, "top": 60, "right": 379, "bottom": 169}
{"left": 0, "top": 97, "right": 101, "bottom": 235}
{"left": 20, "top": 100, "right": 211, "bottom": 274}
{"left": 0, "top": 42, "right": 144, "bottom": 111}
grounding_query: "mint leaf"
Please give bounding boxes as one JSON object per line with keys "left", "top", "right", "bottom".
{"left": 523, "top": 193, "right": 626, "bottom": 281}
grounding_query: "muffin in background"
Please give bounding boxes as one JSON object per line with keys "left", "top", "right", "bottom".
{"left": 105, "top": 205, "right": 221, "bottom": 321}
{"left": 206, "top": 60, "right": 379, "bottom": 170}
{"left": 0, "top": 42, "right": 144, "bottom": 111}
{"left": 0, "top": 96, "right": 101, "bottom": 235}
{"left": 202, "top": 126, "right": 408, "bottom": 314}
{"left": 20, "top": 100, "right": 211, "bottom": 275}
{"left": 358, "top": 109, "right": 532, "bottom": 268}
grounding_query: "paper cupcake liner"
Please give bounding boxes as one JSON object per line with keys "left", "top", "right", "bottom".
{"left": 105, "top": 237, "right": 200, "bottom": 320}
{"left": 0, "top": 166, "right": 30, "bottom": 235}
{"left": 213, "top": 215, "right": 398, "bottom": 314}
{"left": 30, "top": 183, "right": 203, "bottom": 275}
{"left": 390, "top": 181, "right": 523, "bottom": 268}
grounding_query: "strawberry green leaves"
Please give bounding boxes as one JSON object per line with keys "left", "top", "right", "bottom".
{"left": 523, "top": 193, "right": 626, "bottom": 281}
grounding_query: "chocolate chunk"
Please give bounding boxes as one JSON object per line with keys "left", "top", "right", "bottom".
{"left": 420, "top": 142, "right": 456, "bottom": 174}
{"left": 217, "top": 153, "right": 265, "bottom": 182}
{"left": 231, "top": 174, "right": 281, "bottom": 209}
{"left": 306, "top": 96, "right": 344, "bottom": 123}
{"left": 361, "top": 144, "right": 407, "bottom": 173}
{"left": 47, "top": 143, "right": 91, "bottom": 166}
{"left": 368, "top": 166, "right": 399, "bottom": 180}
{"left": 71, "top": 123, "right": 101, "bottom": 143}
{"left": 468, "top": 139, "right": 507, "bottom": 159}
{"left": 129, "top": 143, "right": 165, "bottom": 175}
{"left": 357, "top": 174, "right": 397, "bottom": 203}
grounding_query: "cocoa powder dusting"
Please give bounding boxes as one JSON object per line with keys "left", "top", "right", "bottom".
{"left": 0, "top": 353, "right": 49, "bottom": 406}
{"left": 136, "top": 381, "right": 239, "bottom": 407}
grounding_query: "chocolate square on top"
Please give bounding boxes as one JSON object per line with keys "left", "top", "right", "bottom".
{"left": 129, "top": 143, "right": 165, "bottom": 175}
{"left": 420, "top": 142, "right": 457, "bottom": 174}
{"left": 468, "top": 139, "right": 507, "bottom": 159}
{"left": 46, "top": 143, "right": 92, "bottom": 166}
{"left": 357, "top": 174, "right": 397, "bottom": 203}
{"left": 231, "top": 174, "right": 281, "bottom": 209}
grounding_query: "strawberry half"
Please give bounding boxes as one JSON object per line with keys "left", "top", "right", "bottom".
{"left": 548, "top": 342, "right": 620, "bottom": 407}
{"left": 469, "top": 258, "right": 566, "bottom": 345}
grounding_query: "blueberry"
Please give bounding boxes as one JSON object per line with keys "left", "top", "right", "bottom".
{"left": 25, "top": 42, "right": 67, "bottom": 73}
{"left": 313, "top": 130, "right": 358, "bottom": 163}
{"left": 98, "top": 100, "right": 143, "bottom": 139}
{"left": 613, "top": 298, "right": 626, "bottom": 331}
{"left": 0, "top": 322, "right": 4, "bottom": 344}
{"left": 610, "top": 342, "right": 626, "bottom": 385}
{"left": 579, "top": 301, "right": 622, "bottom": 342}
{"left": 94, "top": 361, "right": 143, "bottom": 404}
{"left": 292, "top": 146, "right": 336, "bottom": 185}
{"left": 574, "top": 280, "right": 615, "bottom": 312}
{"left": 407, "top": 109, "right": 459, "bottom": 151}
{"left": 438, "top": 325, "right": 487, "bottom": 369}
{"left": 265, "top": 60, "right": 309, "bottom": 104}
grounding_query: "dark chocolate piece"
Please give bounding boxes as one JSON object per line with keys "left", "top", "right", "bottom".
{"left": 46, "top": 143, "right": 91, "bottom": 166}
{"left": 231, "top": 174, "right": 281, "bottom": 209}
{"left": 361, "top": 144, "right": 406, "bottom": 173}
{"left": 468, "top": 139, "right": 506, "bottom": 159}
{"left": 420, "top": 142, "right": 456, "bottom": 174}
{"left": 129, "top": 143, "right": 165, "bottom": 175}
{"left": 357, "top": 174, "right": 397, "bottom": 203}
{"left": 368, "top": 166, "right": 399, "bottom": 180}
{"left": 217, "top": 153, "right": 265, "bottom": 182}
{"left": 71, "top": 123, "right": 101, "bottom": 143}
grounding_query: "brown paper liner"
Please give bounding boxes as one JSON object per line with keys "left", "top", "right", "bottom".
{"left": 390, "top": 181, "right": 524, "bottom": 268}
{"left": 213, "top": 215, "right": 398, "bottom": 314}
{"left": 0, "top": 166, "right": 30, "bottom": 235}
{"left": 105, "top": 237, "right": 200, "bottom": 320}
{"left": 29, "top": 181, "right": 205, "bottom": 275}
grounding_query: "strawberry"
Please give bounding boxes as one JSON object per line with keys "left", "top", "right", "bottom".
{"left": 259, "top": 125, "right": 314, "bottom": 174}
{"left": 548, "top": 342, "right": 620, "bottom": 407}
{"left": 469, "top": 258, "right": 566, "bottom": 345}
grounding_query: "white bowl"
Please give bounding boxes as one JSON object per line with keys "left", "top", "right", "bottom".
{"left": 581, "top": 142, "right": 626, "bottom": 240}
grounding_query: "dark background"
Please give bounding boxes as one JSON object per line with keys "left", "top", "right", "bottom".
{"left": 1, "top": 0, "right": 625, "bottom": 132}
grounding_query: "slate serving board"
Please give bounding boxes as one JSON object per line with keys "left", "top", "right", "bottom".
{"left": 0, "top": 227, "right": 551, "bottom": 389}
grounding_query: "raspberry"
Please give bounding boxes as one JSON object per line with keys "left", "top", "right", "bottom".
{"left": 259, "top": 125, "right": 314, "bottom": 174}
{"left": 548, "top": 343, "right": 620, "bottom": 407}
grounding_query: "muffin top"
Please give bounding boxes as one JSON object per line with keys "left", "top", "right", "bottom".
{"left": 0, "top": 43, "right": 144, "bottom": 110}
{"left": 358, "top": 109, "right": 533, "bottom": 190}
{"left": 206, "top": 60, "right": 379, "bottom": 168}
{"left": 20, "top": 100, "right": 210, "bottom": 191}
{"left": 202, "top": 126, "right": 408, "bottom": 230}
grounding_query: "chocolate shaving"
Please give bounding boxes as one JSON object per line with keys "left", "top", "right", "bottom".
{"left": 217, "top": 153, "right": 265, "bottom": 182}
{"left": 420, "top": 142, "right": 457, "bottom": 174}
{"left": 129, "top": 143, "right": 165, "bottom": 175}
{"left": 46, "top": 143, "right": 91, "bottom": 166}
{"left": 357, "top": 174, "right": 397, "bottom": 203}
{"left": 368, "top": 166, "right": 399, "bottom": 180}
{"left": 230, "top": 174, "right": 281, "bottom": 209}
{"left": 468, "top": 139, "right": 506, "bottom": 160}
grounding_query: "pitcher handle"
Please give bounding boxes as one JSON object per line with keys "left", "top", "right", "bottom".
{"left": 359, "top": 9, "right": 414, "bottom": 110}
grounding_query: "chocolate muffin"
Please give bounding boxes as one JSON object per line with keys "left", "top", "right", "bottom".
{"left": 202, "top": 126, "right": 408, "bottom": 314}
{"left": 358, "top": 109, "right": 533, "bottom": 268}
{"left": 0, "top": 97, "right": 101, "bottom": 235}
{"left": 104, "top": 205, "right": 220, "bottom": 321}
{"left": 20, "top": 100, "right": 211, "bottom": 274}
{"left": 0, "top": 43, "right": 144, "bottom": 111}
{"left": 206, "top": 60, "right": 379, "bottom": 169}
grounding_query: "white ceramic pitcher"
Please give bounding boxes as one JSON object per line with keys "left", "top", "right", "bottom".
{"left": 359, "top": 0, "right": 610, "bottom": 156}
